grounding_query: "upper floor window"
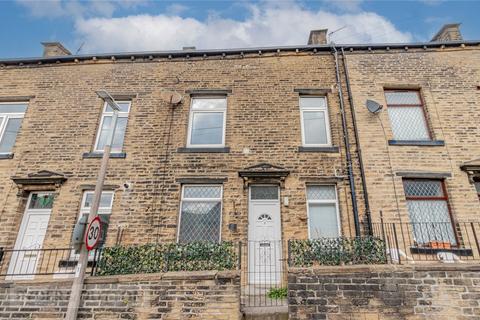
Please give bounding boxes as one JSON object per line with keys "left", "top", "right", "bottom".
{"left": 300, "top": 97, "right": 331, "bottom": 146}
{"left": 306, "top": 185, "right": 339, "bottom": 239}
{"left": 385, "top": 90, "right": 430, "bottom": 141}
{"left": 94, "top": 101, "right": 130, "bottom": 153}
{"left": 403, "top": 179, "right": 456, "bottom": 245}
{"left": 0, "top": 103, "right": 27, "bottom": 154}
{"left": 178, "top": 185, "right": 222, "bottom": 243}
{"left": 187, "top": 98, "right": 227, "bottom": 148}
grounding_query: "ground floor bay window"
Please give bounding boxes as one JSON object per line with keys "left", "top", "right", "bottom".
{"left": 306, "top": 185, "right": 340, "bottom": 239}
{"left": 403, "top": 179, "right": 456, "bottom": 246}
{"left": 177, "top": 185, "right": 222, "bottom": 243}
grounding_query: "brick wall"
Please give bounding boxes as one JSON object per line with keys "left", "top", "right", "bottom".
{"left": 288, "top": 264, "right": 480, "bottom": 320}
{"left": 0, "top": 270, "right": 240, "bottom": 319}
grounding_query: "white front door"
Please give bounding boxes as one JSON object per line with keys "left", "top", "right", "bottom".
{"left": 7, "top": 192, "right": 54, "bottom": 278}
{"left": 248, "top": 185, "right": 282, "bottom": 284}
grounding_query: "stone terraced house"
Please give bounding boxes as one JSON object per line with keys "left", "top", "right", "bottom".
{"left": 0, "top": 23, "right": 479, "bottom": 320}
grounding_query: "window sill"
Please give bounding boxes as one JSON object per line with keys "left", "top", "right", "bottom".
{"left": 298, "top": 146, "right": 339, "bottom": 153}
{"left": 177, "top": 147, "right": 230, "bottom": 153}
{"left": 410, "top": 246, "right": 473, "bottom": 256}
{"left": 0, "top": 153, "right": 14, "bottom": 159}
{"left": 388, "top": 140, "right": 445, "bottom": 146}
{"left": 82, "top": 152, "right": 127, "bottom": 159}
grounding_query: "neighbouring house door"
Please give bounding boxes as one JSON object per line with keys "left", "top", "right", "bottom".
{"left": 248, "top": 185, "right": 282, "bottom": 284}
{"left": 7, "top": 192, "right": 54, "bottom": 279}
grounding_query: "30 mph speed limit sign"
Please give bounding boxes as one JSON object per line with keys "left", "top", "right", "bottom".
{"left": 85, "top": 216, "right": 102, "bottom": 251}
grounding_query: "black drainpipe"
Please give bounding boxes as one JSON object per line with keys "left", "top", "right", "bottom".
{"left": 332, "top": 46, "right": 361, "bottom": 237}
{"left": 341, "top": 47, "right": 373, "bottom": 235}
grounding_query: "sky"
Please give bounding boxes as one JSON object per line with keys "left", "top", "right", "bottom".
{"left": 0, "top": 0, "right": 478, "bottom": 58}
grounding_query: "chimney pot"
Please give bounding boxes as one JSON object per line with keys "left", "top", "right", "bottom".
{"left": 431, "top": 23, "right": 463, "bottom": 42}
{"left": 308, "top": 29, "right": 328, "bottom": 45}
{"left": 41, "top": 42, "right": 71, "bottom": 57}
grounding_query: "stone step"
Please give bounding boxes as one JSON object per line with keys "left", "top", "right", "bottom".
{"left": 243, "top": 306, "right": 289, "bottom": 320}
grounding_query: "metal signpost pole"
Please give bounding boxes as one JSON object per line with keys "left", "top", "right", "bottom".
{"left": 65, "top": 91, "right": 120, "bottom": 320}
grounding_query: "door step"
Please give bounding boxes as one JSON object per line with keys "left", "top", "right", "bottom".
{"left": 242, "top": 306, "right": 288, "bottom": 320}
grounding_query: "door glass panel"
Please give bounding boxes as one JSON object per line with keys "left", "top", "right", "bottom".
{"left": 29, "top": 193, "right": 54, "bottom": 209}
{"left": 250, "top": 186, "right": 278, "bottom": 200}
{"left": 309, "top": 203, "right": 339, "bottom": 238}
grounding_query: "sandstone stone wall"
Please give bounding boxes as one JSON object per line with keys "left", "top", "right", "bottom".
{"left": 288, "top": 264, "right": 480, "bottom": 320}
{"left": 0, "top": 270, "right": 240, "bottom": 319}
{"left": 0, "top": 51, "right": 363, "bottom": 251}
{"left": 345, "top": 47, "right": 480, "bottom": 224}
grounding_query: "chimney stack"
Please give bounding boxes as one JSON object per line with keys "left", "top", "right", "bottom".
{"left": 41, "top": 42, "right": 71, "bottom": 57}
{"left": 308, "top": 29, "right": 328, "bottom": 45}
{"left": 431, "top": 23, "right": 463, "bottom": 42}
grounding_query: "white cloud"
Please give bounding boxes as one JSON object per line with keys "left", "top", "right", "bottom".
{"left": 74, "top": 2, "right": 412, "bottom": 53}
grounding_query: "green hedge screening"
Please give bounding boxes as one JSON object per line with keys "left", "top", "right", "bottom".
{"left": 289, "top": 237, "right": 386, "bottom": 267}
{"left": 95, "top": 242, "right": 238, "bottom": 276}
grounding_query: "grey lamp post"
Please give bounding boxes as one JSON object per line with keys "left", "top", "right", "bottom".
{"left": 66, "top": 90, "right": 121, "bottom": 320}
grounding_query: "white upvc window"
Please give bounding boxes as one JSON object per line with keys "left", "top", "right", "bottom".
{"left": 306, "top": 185, "right": 340, "bottom": 239}
{"left": 300, "top": 96, "right": 331, "bottom": 147}
{"left": 0, "top": 102, "right": 27, "bottom": 154}
{"left": 187, "top": 97, "right": 227, "bottom": 148}
{"left": 177, "top": 185, "right": 223, "bottom": 243}
{"left": 79, "top": 191, "right": 114, "bottom": 247}
{"left": 94, "top": 101, "right": 131, "bottom": 153}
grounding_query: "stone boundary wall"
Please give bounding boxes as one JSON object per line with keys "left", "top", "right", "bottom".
{"left": 288, "top": 264, "right": 480, "bottom": 320}
{"left": 0, "top": 270, "right": 241, "bottom": 319}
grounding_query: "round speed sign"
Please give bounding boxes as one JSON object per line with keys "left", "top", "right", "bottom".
{"left": 85, "top": 216, "right": 102, "bottom": 251}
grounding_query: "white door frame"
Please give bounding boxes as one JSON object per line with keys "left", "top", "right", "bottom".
{"left": 247, "top": 184, "right": 282, "bottom": 284}
{"left": 7, "top": 192, "right": 53, "bottom": 279}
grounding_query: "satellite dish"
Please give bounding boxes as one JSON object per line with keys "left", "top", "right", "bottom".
{"left": 366, "top": 99, "right": 383, "bottom": 114}
{"left": 160, "top": 90, "right": 183, "bottom": 105}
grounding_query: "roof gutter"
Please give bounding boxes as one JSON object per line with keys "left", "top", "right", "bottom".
{"left": 1, "top": 40, "right": 479, "bottom": 65}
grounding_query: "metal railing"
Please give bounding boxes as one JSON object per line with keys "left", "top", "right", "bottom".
{"left": 0, "top": 247, "right": 102, "bottom": 278}
{"left": 240, "top": 240, "right": 288, "bottom": 308}
{"left": 370, "top": 221, "right": 480, "bottom": 264}
{"left": 1, "top": 221, "right": 478, "bottom": 281}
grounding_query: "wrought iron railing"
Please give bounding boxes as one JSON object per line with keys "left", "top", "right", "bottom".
{"left": 1, "top": 221, "right": 478, "bottom": 279}
{"left": 287, "top": 222, "right": 480, "bottom": 266}
{"left": 370, "top": 221, "right": 480, "bottom": 263}
{"left": 240, "top": 240, "right": 288, "bottom": 309}
{"left": 0, "top": 247, "right": 102, "bottom": 278}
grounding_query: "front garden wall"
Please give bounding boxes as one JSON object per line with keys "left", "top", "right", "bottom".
{"left": 0, "top": 270, "right": 240, "bottom": 319}
{"left": 288, "top": 264, "right": 480, "bottom": 320}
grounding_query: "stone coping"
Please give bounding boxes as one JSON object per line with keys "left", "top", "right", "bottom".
{"left": 289, "top": 263, "right": 480, "bottom": 274}
{"left": 0, "top": 270, "right": 240, "bottom": 287}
